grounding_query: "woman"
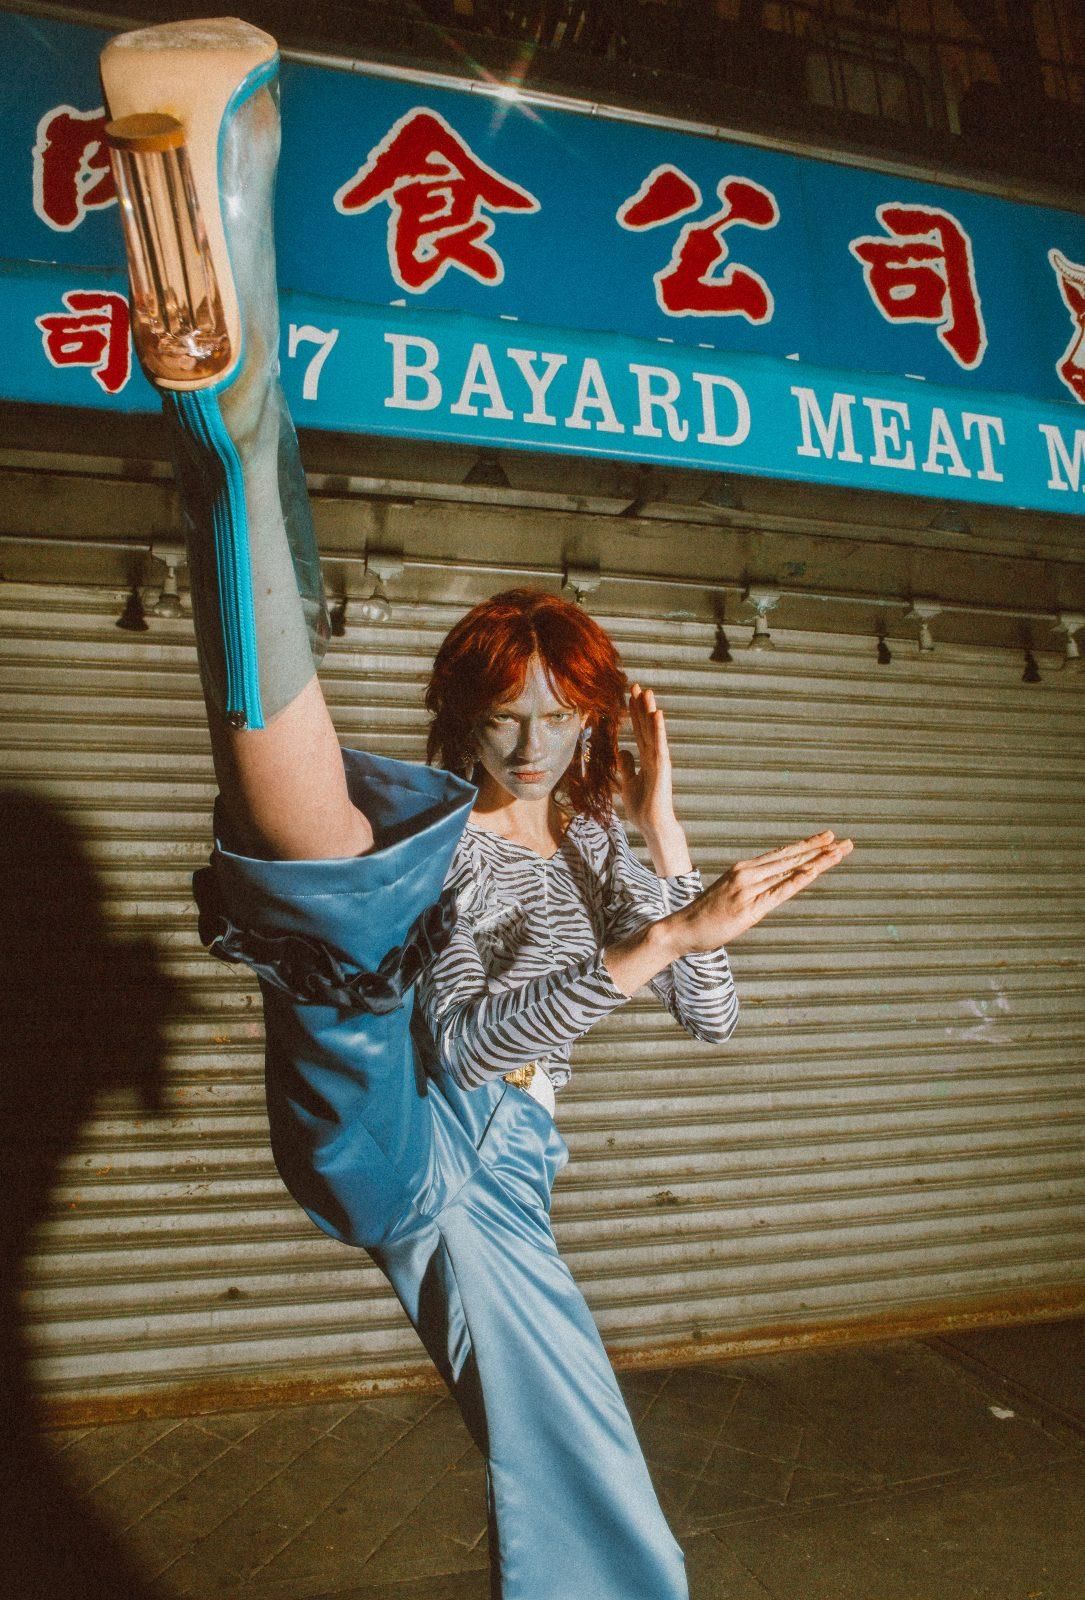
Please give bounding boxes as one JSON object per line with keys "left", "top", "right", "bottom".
{"left": 197, "top": 589, "right": 849, "bottom": 1600}
{"left": 102, "top": 20, "right": 851, "bottom": 1597}
{"left": 418, "top": 587, "right": 743, "bottom": 1114}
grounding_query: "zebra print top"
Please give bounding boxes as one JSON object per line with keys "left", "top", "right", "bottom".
{"left": 416, "top": 813, "right": 739, "bottom": 1095}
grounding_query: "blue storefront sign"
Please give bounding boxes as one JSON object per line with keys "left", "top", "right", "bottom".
{"left": 3, "top": 9, "right": 1085, "bottom": 514}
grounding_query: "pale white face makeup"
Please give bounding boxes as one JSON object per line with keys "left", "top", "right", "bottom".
{"left": 473, "top": 657, "right": 585, "bottom": 804}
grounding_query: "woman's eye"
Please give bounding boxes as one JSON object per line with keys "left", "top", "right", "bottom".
{"left": 546, "top": 712, "right": 572, "bottom": 723}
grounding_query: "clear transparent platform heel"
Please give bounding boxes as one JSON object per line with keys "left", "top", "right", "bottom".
{"left": 101, "top": 19, "right": 329, "bottom": 730}
{"left": 106, "top": 110, "right": 232, "bottom": 385}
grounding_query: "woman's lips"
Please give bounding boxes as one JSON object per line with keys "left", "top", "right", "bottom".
{"left": 510, "top": 769, "right": 547, "bottom": 782}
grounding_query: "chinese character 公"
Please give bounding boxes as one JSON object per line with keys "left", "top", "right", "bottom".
{"left": 33, "top": 104, "right": 116, "bottom": 232}
{"left": 36, "top": 290, "right": 131, "bottom": 395}
{"left": 334, "top": 107, "right": 540, "bottom": 292}
{"left": 617, "top": 163, "right": 779, "bottom": 321}
{"left": 849, "top": 203, "right": 986, "bottom": 369}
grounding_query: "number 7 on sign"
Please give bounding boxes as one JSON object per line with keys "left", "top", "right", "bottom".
{"left": 288, "top": 323, "right": 340, "bottom": 401}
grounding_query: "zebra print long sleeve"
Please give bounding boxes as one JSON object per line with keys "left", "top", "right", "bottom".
{"left": 416, "top": 814, "right": 738, "bottom": 1094}
{"left": 603, "top": 823, "right": 739, "bottom": 1047}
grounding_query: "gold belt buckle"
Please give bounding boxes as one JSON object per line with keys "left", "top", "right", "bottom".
{"left": 504, "top": 1062, "right": 537, "bottom": 1090}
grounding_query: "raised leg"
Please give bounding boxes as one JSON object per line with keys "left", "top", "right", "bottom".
{"left": 101, "top": 19, "right": 371, "bottom": 860}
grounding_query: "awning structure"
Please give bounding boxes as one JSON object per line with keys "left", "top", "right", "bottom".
{"left": 5, "top": 8, "right": 1085, "bottom": 514}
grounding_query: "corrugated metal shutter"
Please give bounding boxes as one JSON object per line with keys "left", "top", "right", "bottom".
{"left": 3, "top": 581, "right": 1084, "bottom": 1418}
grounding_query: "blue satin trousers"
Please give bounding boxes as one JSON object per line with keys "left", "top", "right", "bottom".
{"left": 206, "top": 750, "right": 687, "bottom": 1600}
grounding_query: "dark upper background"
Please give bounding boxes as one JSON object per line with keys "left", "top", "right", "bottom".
{"left": 30, "top": 0, "right": 1085, "bottom": 200}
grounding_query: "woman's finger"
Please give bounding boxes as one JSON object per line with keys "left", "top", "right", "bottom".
{"left": 743, "top": 831, "right": 836, "bottom": 871}
{"left": 755, "top": 831, "right": 836, "bottom": 862}
{"left": 629, "top": 683, "right": 651, "bottom": 758}
{"left": 740, "top": 838, "right": 845, "bottom": 888}
{"left": 636, "top": 689, "right": 664, "bottom": 775}
{"left": 755, "top": 842, "right": 851, "bottom": 905}
{"left": 648, "top": 701, "right": 671, "bottom": 768}
{"left": 652, "top": 718, "right": 670, "bottom": 780}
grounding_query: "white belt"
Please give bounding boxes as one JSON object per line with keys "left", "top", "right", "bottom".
{"left": 503, "top": 1061, "right": 556, "bottom": 1118}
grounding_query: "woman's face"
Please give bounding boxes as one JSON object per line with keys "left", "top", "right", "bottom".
{"left": 473, "top": 656, "right": 585, "bottom": 803}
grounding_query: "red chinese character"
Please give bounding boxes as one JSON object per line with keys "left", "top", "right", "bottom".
{"left": 849, "top": 203, "right": 986, "bottom": 370}
{"left": 618, "top": 164, "right": 779, "bottom": 321}
{"left": 334, "top": 107, "right": 540, "bottom": 292}
{"left": 1049, "top": 248, "right": 1085, "bottom": 403}
{"left": 33, "top": 104, "right": 116, "bottom": 232}
{"left": 36, "top": 291, "right": 131, "bottom": 395}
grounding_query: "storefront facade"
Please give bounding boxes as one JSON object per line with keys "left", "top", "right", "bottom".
{"left": 1, "top": 5, "right": 1083, "bottom": 1421}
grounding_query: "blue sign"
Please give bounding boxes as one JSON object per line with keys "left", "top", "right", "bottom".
{"left": 4, "top": 9, "right": 1085, "bottom": 515}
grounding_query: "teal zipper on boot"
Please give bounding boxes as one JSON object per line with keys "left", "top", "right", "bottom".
{"left": 171, "top": 388, "right": 264, "bottom": 730}
{"left": 161, "top": 55, "right": 281, "bottom": 732}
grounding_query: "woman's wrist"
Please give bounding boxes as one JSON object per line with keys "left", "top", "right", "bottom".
{"left": 639, "top": 816, "right": 693, "bottom": 877}
{"left": 647, "top": 910, "right": 692, "bottom": 966}
{"left": 603, "top": 913, "right": 690, "bottom": 996}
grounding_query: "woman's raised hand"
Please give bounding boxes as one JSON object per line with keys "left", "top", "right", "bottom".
{"left": 617, "top": 684, "right": 671, "bottom": 830}
{"left": 672, "top": 832, "right": 853, "bottom": 954}
{"left": 618, "top": 684, "right": 692, "bottom": 872}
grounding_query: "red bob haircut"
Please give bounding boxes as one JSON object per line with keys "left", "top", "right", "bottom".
{"left": 425, "top": 588, "right": 629, "bottom": 825}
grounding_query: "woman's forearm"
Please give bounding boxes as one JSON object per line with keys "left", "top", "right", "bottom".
{"left": 607, "top": 831, "right": 854, "bottom": 997}
{"left": 639, "top": 817, "right": 693, "bottom": 877}
{"left": 603, "top": 915, "right": 687, "bottom": 997}
{"left": 433, "top": 956, "right": 630, "bottom": 1087}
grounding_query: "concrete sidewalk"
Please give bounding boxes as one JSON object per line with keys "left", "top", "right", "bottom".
{"left": 41, "top": 1318, "right": 1085, "bottom": 1600}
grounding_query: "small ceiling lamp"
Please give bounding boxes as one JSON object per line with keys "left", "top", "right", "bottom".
{"left": 358, "top": 551, "right": 404, "bottom": 624}
{"left": 620, "top": 464, "right": 657, "bottom": 519}
{"left": 696, "top": 473, "right": 741, "bottom": 513}
{"left": 927, "top": 502, "right": 971, "bottom": 536}
{"left": 1055, "top": 612, "right": 1085, "bottom": 673}
{"left": 905, "top": 600, "right": 940, "bottom": 653}
{"left": 750, "top": 611, "right": 774, "bottom": 649}
{"left": 358, "top": 589, "right": 391, "bottom": 624}
{"left": 116, "top": 583, "right": 148, "bottom": 632}
{"left": 562, "top": 563, "right": 601, "bottom": 607}
{"left": 151, "top": 548, "right": 185, "bottom": 619}
{"left": 744, "top": 585, "right": 780, "bottom": 650}
{"left": 1022, "top": 648, "right": 1041, "bottom": 683}
{"left": 463, "top": 452, "right": 511, "bottom": 490}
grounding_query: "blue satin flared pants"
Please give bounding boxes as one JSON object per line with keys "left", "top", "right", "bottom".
{"left": 205, "top": 749, "right": 687, "bottom": 1600}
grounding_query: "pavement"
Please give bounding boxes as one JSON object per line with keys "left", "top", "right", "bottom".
{"left": 37, "top": 1317, "right": 1085, "bottom": 1600}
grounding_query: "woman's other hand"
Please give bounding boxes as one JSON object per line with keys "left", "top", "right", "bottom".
{"left": 673, "top": 832, "right": 853, "bottom": 954}
{"left": 618, "top": 684, "right": 692, "bottom": 875}
{"left": 603, "top": 830, "right": 852, "bottom": 997}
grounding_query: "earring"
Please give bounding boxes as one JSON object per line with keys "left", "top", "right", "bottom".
{"left": 579, "top": 727, "right": 592, "bottom": 779}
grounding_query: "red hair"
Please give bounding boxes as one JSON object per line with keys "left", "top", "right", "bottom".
{"left": 425, "top": 589, "right": 628, "bottom": 824}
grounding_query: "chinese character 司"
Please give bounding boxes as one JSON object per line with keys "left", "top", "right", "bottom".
{"left": 1049, "top": 248, "right": 1085, "bottom": 403}
{"left": 334, "top": 106, "right": 540, "bottom": 292}
{"left": 33, "top": 105, "right": 116, "bottom": 232}
{"left": 850, "top": 203, "right": 987, "bottom": 370}
{"left": 35, "top": 291, "right": 131, "bottom": 395}
{"left": 618, "top": 163, "right": 779, "bottom": 321}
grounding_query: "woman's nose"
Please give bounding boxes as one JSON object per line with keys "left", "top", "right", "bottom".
{"left": 516, "top": 719, "right": 545, "bottom": 759}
